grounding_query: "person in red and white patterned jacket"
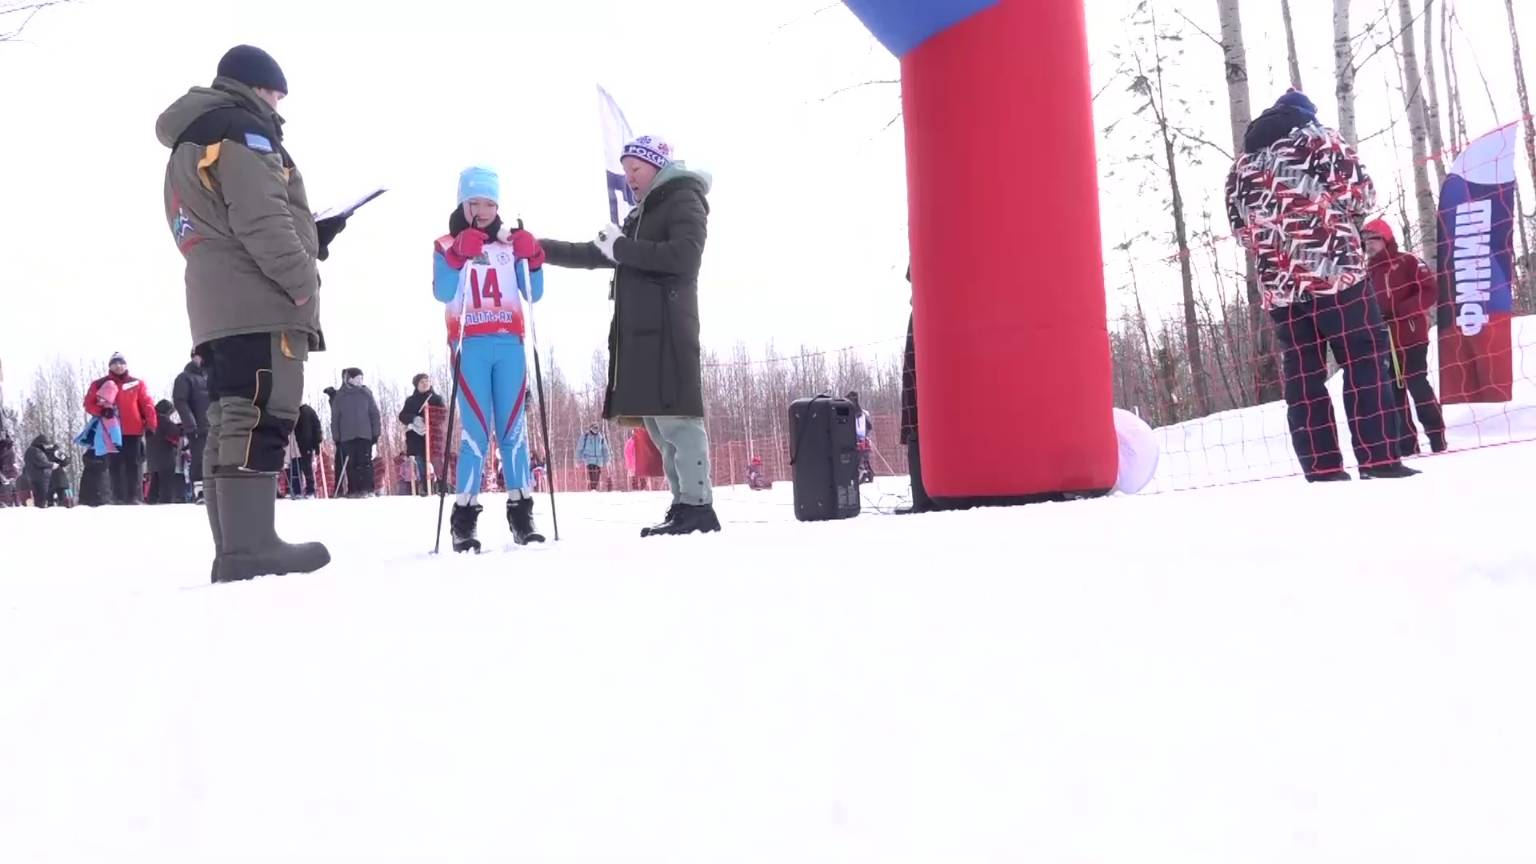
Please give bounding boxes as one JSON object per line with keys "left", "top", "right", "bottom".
{"left": 1225, "top": 91, "right": 1417, "bottom": 481}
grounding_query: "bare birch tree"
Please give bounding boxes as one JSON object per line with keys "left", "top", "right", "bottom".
{"left": 1440, "top": 0, "right": 1466, "bottom": 152}
{"left": 1421, "top": 0, "right": 1448, "bottom": 185}
{"left": 1396, "top": 0, "right": 1441, "bottom": 257}
{"left": 1280, "top": 0, "right": 1305, "bottom": 91}
{"left": 1216, "top": 0, "right": 1279, "bottom": 402}
{"left": 1334, "top": 0, "right": 1359, "bottom": 145}
{"left": 1506, "top": 0, "right": 1536, "bottom": 200}
{"left": 1128, "top": 4, "right": 1212, "bottom": 418}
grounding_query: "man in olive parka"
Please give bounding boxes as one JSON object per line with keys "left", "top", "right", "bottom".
{"left": 157, "top": 44, "right": 342, "bottom": 582}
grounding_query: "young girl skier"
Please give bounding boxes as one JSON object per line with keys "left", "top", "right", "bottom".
{"left": 434, "top": 166, "right": 548, "bottom": 551}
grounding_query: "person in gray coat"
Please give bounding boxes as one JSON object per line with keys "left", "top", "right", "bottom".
{"left": 330, "top": 367, "right": 380, "bottom": 497}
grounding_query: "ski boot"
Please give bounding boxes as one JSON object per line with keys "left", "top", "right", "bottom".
{"left": 213, "top": 473, "right": 330, "bottom": 583}
{"left": 640, "top": 503, "right": 721, "bottom": 537}
{"left": 451, "top": 503, "right": 483, "bottom": 553}
{"left": 507, "top": 496, "right": 545, "bottom": 545}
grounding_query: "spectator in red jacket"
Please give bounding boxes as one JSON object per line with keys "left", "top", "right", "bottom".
{"left": 84, "top": 352, "right": 158, "bottom": 504}
{"left": 1363, "top": 220, "right": 1447, "bottom": 455}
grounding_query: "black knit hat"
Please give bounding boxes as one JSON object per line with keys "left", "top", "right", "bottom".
{"left": 217, "top": 44, "right": 288, "bottom": 94}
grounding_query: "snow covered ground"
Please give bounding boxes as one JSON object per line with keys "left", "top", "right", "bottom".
{"left": 1152, "top": 316, "right": 1536, "bottom": 491}
{"left": 4, "top": 438, "right": 1536, "bottom": 862}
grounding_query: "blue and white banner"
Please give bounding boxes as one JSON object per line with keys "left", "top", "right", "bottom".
{"left": 597, "top": 85, "right": 637, "bottom": 224}
{"left": 1436, "top": 122, "right": 1519, "bottom": 403}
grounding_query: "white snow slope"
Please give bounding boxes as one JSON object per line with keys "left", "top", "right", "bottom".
{"left": 1153, "top": 316, "right": 1536, "bottom": 491}
{"left": 3, "top": 440, "right": 1536, "bottom": 862}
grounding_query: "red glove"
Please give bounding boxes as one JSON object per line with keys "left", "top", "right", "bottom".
{"left": 452, "top": 229, "right": 487, "bottom": 260}
{"left": 508, "top": 229, "right": 546, "bottom": 270}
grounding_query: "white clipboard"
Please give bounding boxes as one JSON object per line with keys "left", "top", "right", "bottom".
{"left": 314, "top": 187, "right": 387, "bottom": 222}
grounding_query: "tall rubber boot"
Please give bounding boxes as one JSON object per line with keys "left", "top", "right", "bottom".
{"left": 204, "top": 474, "right": 224, "bottom": 581}
{"left": 213, "top": 473, "right": 330, "bottom": 583}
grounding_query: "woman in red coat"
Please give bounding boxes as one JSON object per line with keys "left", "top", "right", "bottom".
{"left": 1362, "top": 220, "right": 1447, "bottom": 455}
{"left": 83, "top": 352, "right": 158, "bottom": 504}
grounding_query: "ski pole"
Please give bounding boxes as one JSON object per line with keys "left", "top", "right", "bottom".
{"left": 519, "top": 229, "right": 562, "bottom": 541}
{"left": 520, "top": 252, "right": 560, "bottom": 541}
{"left": 1388, "top": 329, "right": 1405, "bottom": 388}
{"left": 432, "top": 259, "right": 476, "bottom": 554}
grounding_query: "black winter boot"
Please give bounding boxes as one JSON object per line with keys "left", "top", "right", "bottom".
{"left": 641, "top": 503, "right": 721, "bottom": 537}
{"left": 451, "top": 503, "right": 483, "bottom": 553}
{"left": 640, "top": 501, "right": 682, "bottom": 537}
{"left": 213, "top": 473, "right": 330, "bottom": 583}
{"left": 507, "top": 496, "right": 545, "bottom": 545}
{"left": 1360, "top": 462, "right": 1421, "bottom": 479}
{"left": 1306, "top": 470, "right": 1353, "bottom": 483}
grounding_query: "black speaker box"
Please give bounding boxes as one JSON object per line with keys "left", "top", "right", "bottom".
{"left": 788, "top": 395, "right": 861, "bottom": 522}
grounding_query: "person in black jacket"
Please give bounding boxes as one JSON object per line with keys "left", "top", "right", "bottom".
{"left": 898, "top": 265, "right": 937, "bottom": 515}
{"left": 23, "top": 435, "right": 65, "bottom": 509}
{"left": 537, "top": 135, "right": 720, "bottom": 537}
{"left": 172, "top": 348, "right": 211, "bottom": 501}
{"left": 146, "top": 399, "right": 186, "bottom": 504}
{"left": 0, "top": 434, "right": 18, "bottom": 506}
{"left": 398, "top": 373, "right": 444, "bottom": 496}
{"left": 293, "top": 402, "right": 322, "bottom": 497}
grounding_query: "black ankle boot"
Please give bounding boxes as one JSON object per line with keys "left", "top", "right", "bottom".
{"left": 506, "top": 497, "right": 545, "bottom": 545}
{"left": 641, "top": 503, "right": 721, "bottom": 537}
{"left": 1360, "top": 463, "right": 1421, "bottom": 480}
{"left": 451, "top": 503, "right": 483, "bottom": 553}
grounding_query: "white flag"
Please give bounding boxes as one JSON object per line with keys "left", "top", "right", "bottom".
{"left": 597, "top": 84, "right": 637, "bottom": 223}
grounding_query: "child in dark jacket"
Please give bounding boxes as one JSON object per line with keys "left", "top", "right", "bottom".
{"left": 146, "top": 399, "right": 185, "bottom": 504}
{"left": 23, "top": 436, "right": 68, "bottom": 508}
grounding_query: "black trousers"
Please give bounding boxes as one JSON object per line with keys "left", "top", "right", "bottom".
{"left": 1391, "top": 342, "right": 1446, "bottom": 452}
{"left": 148, "top": 469, "right": 182, "bottom": 504}
{"left": 1270, "top": 287, "right": 1397, "bottom": 476}
{"left": 108, "top": 435, "right": 144, "bottom": 503}
{"left": 338, "top": 440, "right": 374, "bottom": 496}
{"left": 294, "top": 452, "right": 316, "bottom": 496}
{"left": 586, "top": 464, "right": 602, "bottom": 490}
{"left": 187, "top": 430, "right": 207, "bottom": 483}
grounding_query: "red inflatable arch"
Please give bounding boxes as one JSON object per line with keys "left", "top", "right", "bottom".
{"left": 843, "top": 0, "right": 1118, "bottom": 502}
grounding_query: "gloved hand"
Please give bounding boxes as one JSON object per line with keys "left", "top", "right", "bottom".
{"left": 444, "top": 228, "right": 488, "bottom": 269}
{"left": 452, "top": 229, "right": 487, "bottom": 260}
{"left": 100, "top": 407, "right": 115, "bottom": 419}
{"left": 508, "top": 229, "right": 546, "bottom": 270}
{"left": 316, "top": 214, "right": 348, "bottom": 261}
{"left": 594, "top": 222, "right": 623, "bottom": 262}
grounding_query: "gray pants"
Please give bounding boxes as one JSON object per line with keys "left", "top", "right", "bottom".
{"left": 642, "top": 416, "right": 713, "bottom": 506}
{"left": 203, "top": 331, "right": 307, "bottom": 476}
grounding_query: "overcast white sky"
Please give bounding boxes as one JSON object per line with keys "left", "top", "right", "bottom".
{"left": 0, "top": 0, "right": 1530, "bottom": 406}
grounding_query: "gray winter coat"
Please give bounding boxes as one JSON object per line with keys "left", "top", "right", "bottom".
{"left": 330, "top": 383, "right": 380, "bottom": 443}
